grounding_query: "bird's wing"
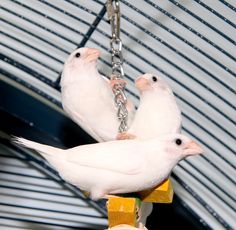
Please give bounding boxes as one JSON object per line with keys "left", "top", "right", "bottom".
{"left": 67, "top": 143, "right": 146, "bottom": 175}
{"left": 63, "top": 103, "right": 104, "bottom": 142}
{"left": 78, "top": 118, "right": 104, "bottom": 142}
{"left": 73, "top": 114, "right": 104, "bottom": 142}
{"left": 170, "top": 109, "right": 182, "bottom": 134}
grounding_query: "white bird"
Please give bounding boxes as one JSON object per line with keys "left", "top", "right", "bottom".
{"left": 60, "top": 47, "right": 135, "bottom": 142}
{"left": 117, "top": 73, "right": 181, "bottom": 140}
{"left": 116, "top": 73, "right": 182, "bottom": 226}
{"left": 13, "top": 134, "right": 203, "bottom": 201}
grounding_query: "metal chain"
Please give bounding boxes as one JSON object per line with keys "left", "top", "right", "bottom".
{"left": 106, "top": 0, "right": 128, "bottom": 133}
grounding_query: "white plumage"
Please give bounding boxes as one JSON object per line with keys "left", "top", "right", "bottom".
{"left": 118, "top": 73, "right": 181, "bottom": 140}
{"left": 60, "top": 47, "right": 135, "bottom": 142}
{"left": 13, "top": 134, "right": 203, "bottom": 200}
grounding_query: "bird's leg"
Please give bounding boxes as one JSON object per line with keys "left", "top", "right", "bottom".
{"left": 116, "top": 132, "right": 137, "bottom": 140}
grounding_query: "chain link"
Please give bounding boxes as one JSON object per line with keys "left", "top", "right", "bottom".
{"left": 106, "top": 0, "right": 128, "bottom": 133}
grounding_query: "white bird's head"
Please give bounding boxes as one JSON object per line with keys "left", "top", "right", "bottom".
{"left": 135, "top": 73, "right": 172, "bottom": 94}
{"left": 66, "top": 47, "right": 101, "bottom": 67}
{"left": 158, "top": 133, "right": 204, "bottom": 159}
{"left": 61, "top": 47, "right": 101, "bottom": 86}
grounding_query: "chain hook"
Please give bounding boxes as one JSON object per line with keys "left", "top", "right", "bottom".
{"left": 106, "top": 0, "right": 120, "bottom": 38}
{"left": 106, "top": 0, "right": 128, "bottom": 133}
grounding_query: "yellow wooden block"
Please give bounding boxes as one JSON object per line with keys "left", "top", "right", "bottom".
{"left": 107, "top": 196, "right": 141, "bottom": 228}
{"left": 139, "top": 178, "right": 174, "bottom": 203}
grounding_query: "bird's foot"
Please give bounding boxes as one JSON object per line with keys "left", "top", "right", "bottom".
{"left": 110, "top": 78, "right": 127, "bottom": 89}
{"left": 116, "top": 133, "right": 137, "bottom": 140}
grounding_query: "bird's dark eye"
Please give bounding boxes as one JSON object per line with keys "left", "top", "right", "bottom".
{"left": 152, "top": 76, "right": 157, "bottom": 82}
{"left": 75, "top": 52, "right": 81, "bottom": 58}
{"left": 175, "top": 138, "right": 182, "bottom": 146}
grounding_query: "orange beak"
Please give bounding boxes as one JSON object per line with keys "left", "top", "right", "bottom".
{"left": 135, "top": 76, "right": 150, "bottom": 91}
{"left": 85, "top": 48, "right": 101, "bottom": 63}
{"left": 184, "top": 141, "right": 204, "bottom": 156}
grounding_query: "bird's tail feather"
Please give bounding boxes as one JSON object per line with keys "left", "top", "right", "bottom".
{"left": 12, "top": 136, "right": 63, "bottom": 157}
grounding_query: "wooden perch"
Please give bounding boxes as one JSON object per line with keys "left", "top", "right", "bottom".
{"left": 107, "top": 178, "right": 173, "bottom": 228}
{"left": 107, "top": 196, "right": 141, "bottom": 228}
{"left": 139, "top": 178, "right": 173, "bottom": 203}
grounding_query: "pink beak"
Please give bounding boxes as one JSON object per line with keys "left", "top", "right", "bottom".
{"left": 135, "top": 76, "right": 150, "bottom": 91}
{"left": 85, "top": 48, "right": 101, "bottom": 63}
{"left": 184, "top": 141, "right": 204, "bottom": 156}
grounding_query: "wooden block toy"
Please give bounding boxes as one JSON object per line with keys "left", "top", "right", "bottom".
{"left": 107, "top": 196, "right": 141, "bottom": 228}
{"left": 139, "top": 178, "right": 173, "bottom": 203}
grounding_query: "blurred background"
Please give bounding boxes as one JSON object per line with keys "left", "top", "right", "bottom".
{"left": 0, "top": 0, "right": 235, "bottom": 229}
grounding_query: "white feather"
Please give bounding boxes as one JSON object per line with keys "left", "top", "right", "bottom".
{"left": 60, "top": 47, "right": 135, "bottom": 142}
{"left": 12, "top": 133, "right": 194, "bottom": 200}
{"left": 128, "top": 73, "right": 181, "bottom": 140}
